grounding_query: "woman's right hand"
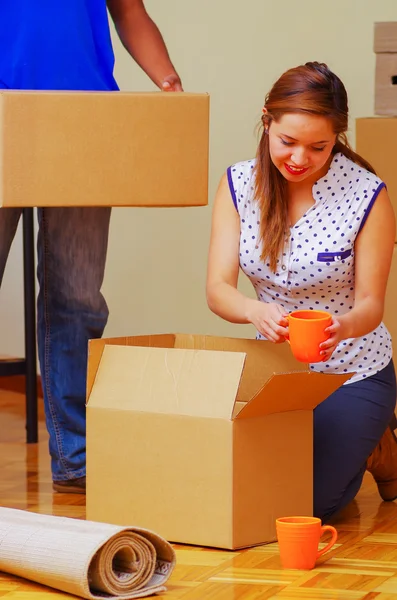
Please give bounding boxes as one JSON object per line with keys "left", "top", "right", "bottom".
{"left": 245, "top": 299, "right": 289, "bottom": 343}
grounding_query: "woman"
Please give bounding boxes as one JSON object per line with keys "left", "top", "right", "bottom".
{"left": 206, "top": 61, "right": 397, "bottom": 520}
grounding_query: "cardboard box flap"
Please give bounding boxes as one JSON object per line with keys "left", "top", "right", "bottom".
{"left": 234, "top": 371, "right": 352, "bottom": 419}
{"left": 88, "top": 344, "right": 246, "bottom": 419}
{"left": 87, "top": 334, "right": 177, "bottom": 398}
{"left": 173, "top": 334, "right": 308, "bottom": 403}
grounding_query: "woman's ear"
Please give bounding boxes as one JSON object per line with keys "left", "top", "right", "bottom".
{"left": 262, "top": 107, "right": 270, "bottom": 133}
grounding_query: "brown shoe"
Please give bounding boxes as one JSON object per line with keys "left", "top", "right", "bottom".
{"left": 367, "top": 421, "right": 397, "bottom": 502}
{"left": 52, "top": 476, "right": 86, "bottom": 494}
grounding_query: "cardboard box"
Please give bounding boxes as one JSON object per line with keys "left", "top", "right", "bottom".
{"left": 384, "top": 245, "right": 397, "bottom": 351}
{"left": 86, "top": 334, "right": 350, "bottom": 550}
{"left": 356, "top": 117, "right": 397, "bottom": 237}
{"left": 375, "top": 54, "right": 397, "bottom": 116}
{"left": 374, "top": 22, "right": 397, "bottom": 53}
{"left": 374, "top": 22, "right": 397, "bottom": 115}
{"left": 383, "top": 244, "right": 397, "bottom": 415}
{"left": 0, "top": 91, "right": 209, "bottom": 207}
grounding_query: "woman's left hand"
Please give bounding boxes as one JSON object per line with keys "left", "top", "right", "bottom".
{"left": 319, "top": 317, "right": 346, "bottom": 362}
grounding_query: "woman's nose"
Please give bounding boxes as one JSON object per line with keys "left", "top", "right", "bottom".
{"left": 290, "top": 149, "right": 308, "bottom": 166}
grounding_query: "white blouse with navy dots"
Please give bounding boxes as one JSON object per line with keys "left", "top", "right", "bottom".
{"left": 227, "top": 152, "right": 392, "bottom": 384}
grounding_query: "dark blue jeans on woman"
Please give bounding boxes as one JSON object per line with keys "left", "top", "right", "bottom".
{"left": 0, "top": 206, "right": 111, "bottom": 482}
{"left": 314, "top": 360, "right": 397, "bottom": 521}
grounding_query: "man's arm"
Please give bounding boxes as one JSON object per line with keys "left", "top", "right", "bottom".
{"left": 107, "top": 0, "right": 183, "bottom": 91}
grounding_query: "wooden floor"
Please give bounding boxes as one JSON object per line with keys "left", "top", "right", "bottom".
{"left": 2, "top": 391, "right": 397, "bottom": 599}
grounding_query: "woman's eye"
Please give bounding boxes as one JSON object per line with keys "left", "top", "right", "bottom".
{"left": 280, "top": 139, "right": 326, "bottom": 151}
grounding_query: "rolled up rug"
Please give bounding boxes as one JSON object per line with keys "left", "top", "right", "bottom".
{"left": 0, "top": 507, "right": 175, "bottom": 599}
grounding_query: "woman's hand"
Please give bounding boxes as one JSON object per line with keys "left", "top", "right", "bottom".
{"left": 246, "top": 300, "right": 289, "bottom": 343}
{"left": 319, "top": 317, "right": 347, "bottom": 361}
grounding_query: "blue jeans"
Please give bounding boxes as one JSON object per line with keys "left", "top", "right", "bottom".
{"left": 314, "top": 360, "right": 397, "bottom": 521}
{"left": 0, "top": 207, "right": 111, "bottom": 481}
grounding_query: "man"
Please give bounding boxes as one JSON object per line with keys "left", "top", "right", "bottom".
{"left": 0, "top": 0, "right": 182, "bottom": 493}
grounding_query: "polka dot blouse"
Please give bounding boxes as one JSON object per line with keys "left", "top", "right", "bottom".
{"left": 227, "top": 152, "right": 392, "bottom": 384}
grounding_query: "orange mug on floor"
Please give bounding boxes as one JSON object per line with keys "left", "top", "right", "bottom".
{"left": 276, "top": 516, "right": 338, "bottom": 570}
{"left": 286, "top": 309, "right": 332, "bottom": 363}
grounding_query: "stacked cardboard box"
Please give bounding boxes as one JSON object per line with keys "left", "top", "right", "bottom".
{"left": 355, "top": 123, "right": 397, "bottom": 351}
{"left": 356, "top": 23, "right": 397, "bottom": 352}
{"left": 374, "top": 22, "right": 397, "bottom": 116}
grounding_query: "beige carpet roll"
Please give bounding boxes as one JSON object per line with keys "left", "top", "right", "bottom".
{"left": 0, "top": 507, "right": 175, "bottom": 599}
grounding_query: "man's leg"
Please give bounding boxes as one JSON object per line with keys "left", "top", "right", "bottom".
{"left": 36, "top": 207, "right": 111, "bottom": 489}
{"left": 0, "top": 208, "right": 23, "bottom": 285}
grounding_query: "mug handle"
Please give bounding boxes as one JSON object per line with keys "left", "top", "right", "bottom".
{"left": 317, "top": 525, "right": 338, "bottom": 558}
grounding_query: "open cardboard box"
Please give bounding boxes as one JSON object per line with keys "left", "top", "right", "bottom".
{"left": 0, "top": 91, "right": 209, "bottom": 207}
{"left": 86, "top": 334, "right": 351, "bottom": 550}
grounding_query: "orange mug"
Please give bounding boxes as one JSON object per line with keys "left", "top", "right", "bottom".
{"left": 276, "top": 516, "right": 338, "bottom": 570}
{"left": 286, "top": 309, "right": 332, "bottom": 363}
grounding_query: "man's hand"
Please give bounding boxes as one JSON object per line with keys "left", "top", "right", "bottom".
{"left": 107, "top": 0, "right": 183, "bottom": 92}
{"left": 162, "top": 73, "right": 183, "bottom": 92}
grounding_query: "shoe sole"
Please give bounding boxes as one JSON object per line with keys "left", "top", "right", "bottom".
{"left": 380, "top": 494, "right": 397, "bottom": 502}
{"left": 52, "top": 483, "right": 86, "bottom": 494}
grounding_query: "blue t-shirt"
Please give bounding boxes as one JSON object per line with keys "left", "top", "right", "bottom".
{"left": 0, "top": 0, "right": 119, "bottom": 91}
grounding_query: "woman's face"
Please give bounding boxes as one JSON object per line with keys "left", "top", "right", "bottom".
{"left": 268, "top": 112, "right": 337, "bottom": 184}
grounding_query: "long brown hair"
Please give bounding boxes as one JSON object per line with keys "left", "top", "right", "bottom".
{"left": 255, "top": 61, "right": 376, "bottom": 271}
